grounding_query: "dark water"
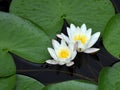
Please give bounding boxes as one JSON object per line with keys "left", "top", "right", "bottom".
{"left": 0, "top": 0, "right": 120, "bottom": 85}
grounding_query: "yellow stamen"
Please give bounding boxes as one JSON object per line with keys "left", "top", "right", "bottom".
{"left": 74, "top": 34, "right": 87, "bottom": 44}
{"left": 58, "top": 49, "right": 70, "bottom": 59}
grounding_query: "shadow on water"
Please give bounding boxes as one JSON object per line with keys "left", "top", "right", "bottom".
{"left": 0, "top": 0, "right": 120, "bottom": 85}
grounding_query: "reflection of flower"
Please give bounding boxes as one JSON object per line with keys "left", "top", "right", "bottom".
{"left": 46, "top": 39, "right": 77, "bottom": 66}
{"left": 57, "top": 23, "right": 100, "bottom": 53}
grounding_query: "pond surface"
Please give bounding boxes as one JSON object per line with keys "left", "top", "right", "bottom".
{"left": 0, "top": 0, "right": 120, "bottom": 85}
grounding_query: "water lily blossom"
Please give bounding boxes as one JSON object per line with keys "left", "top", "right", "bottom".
{"left": 46, "top": 39, "right": 77, "bottom": 66}
{"left": 57, "top": 23, "right": 100, "bottom": 54}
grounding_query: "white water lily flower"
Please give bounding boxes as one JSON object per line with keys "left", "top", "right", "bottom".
{"left": 46, "top": 39, "right": 77, "bottom": 67}
{"left": 57, "top": 23, "right": 100, "bottom": 53}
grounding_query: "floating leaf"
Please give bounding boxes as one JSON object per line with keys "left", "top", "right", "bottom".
{"left": 0, "top": 75, "right": 16, "bottom": 90}
{"left": 10, "top": 0, "right": 115, "bottom": 38}
{"left": 0, "top": 12, "right": 50, "bottom": 63}
{"left": 15, "top": 74, "right": 44, "bottom": 90}
{"left": 98, "top": 62, "right": 120, "bottom": 90}
{"left": 43, "top": 80, "right": 98, "bottom": 90}
{"left": 103, "top": 14, "right": 120, "bottom": 59}
{"left": 0, "top": 51, "right": 16, "bottom": 77}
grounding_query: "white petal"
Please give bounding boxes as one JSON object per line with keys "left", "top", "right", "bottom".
{"left": 74, "top": 42, "right": 78, "bottom": 51}
{"left": 70, "top": 51, "right": 77, "bottom": 60}
{"left": 66, "top": 62, "right": 74, "bottom": 67}
{"left": 68, "top": 42, "right": 75, "bottom": 51}
{"left": 77, "top": 41, "right": 85, "bottom": 52}
{"left": 57, "top": 58, "right": 69, "bottom": 63}
{"left": 58, "top": 61, "right": 66, "bottom": 65}
{"left": 70, "top": 23, "right": 76, "bottom": 31}
{"left": 46, "top": 60, "right": 58, "bottom": 65}
{"left": 77, "top": 27, "right": 81, "bottom": 35}
{"left": 48, "top": 48, "right": 57, "bottom": 60}
{"left": 86, "top": 28, "right": 92, "bottom": 38}
{"left": 61, "top": 33, "right": 69, "bottom": 43}
{"left": 57, "top": 33, "right": 69, "bottom": 44}
{"left": 80, "top": 23, "right": 87, "bottom": 34}
{"left": 71, "top": 24, "right": 77, "bottom": 35}
{"left": 87, "top": 32, "right": 100, "bottom": 48}
{"left": 67, "top": 27, "right": 72, "bottom": 39}
{"left": 84, "top": 48, "right": 100, "bottom": 54}
{"left": 52, "top": 39, "right": 60, "bottom": 50}
{"left": 56, "top": 34, "right": 62, "bottom": 39}
{"left": 61, "top": 39, "right": 67, "bottom": 47}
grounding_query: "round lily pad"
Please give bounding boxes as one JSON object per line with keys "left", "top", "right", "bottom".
{"left": 98, "top": 62, "right": 120, "bottom": 90}
{"left": 43, "top": 80, "right": 98, "bottom": 90}
{"left": 0, "top": 12, "right": 50, "bottom": 63}
{"left": 0, "top": 75, "right": 16, "bottom": 90}
{"left": 10, "top": 0, "right": 115, "bottom": 38}
{"left": 103, "top": 14, "right": 120, "bottom": 59}
{"left": 15, "top": 74, "right": 44, "bottom": 90}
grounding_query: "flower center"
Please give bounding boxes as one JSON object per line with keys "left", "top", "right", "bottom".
{"left": 58, "top": 48, "right": 70, "bottom": 59}
{"left": 74, "top": 34, "right": 88, "bottom": 44}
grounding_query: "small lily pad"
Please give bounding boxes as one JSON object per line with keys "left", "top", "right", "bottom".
{"left": 10, "top": 0, "right": 115, "bottom": 38}
{"left": 43, "top": 80, "right": 98, "bottom": 90}
{"left": 0, "top": 75, "right": 16, "bottom": 90}
{"left": 0, "top": 51, "right": 16, "bottom": 77}
{"left": 103, "top": 14, "right": 120, "bottom": 59}
{"left": 98, "top": 62, "right": 120, "bottom": 90}
{"left": 15, "top": 74, "right": 44, "bottom": 90}
{"left": 0, "top": 12, "right": 50, "bottom": 63}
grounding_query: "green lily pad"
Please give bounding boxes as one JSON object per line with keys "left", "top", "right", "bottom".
{"left": 103, "top": 14, "right": 120, "bottom": 59}
{"left": 0, "top": 12, "right": 50, "bottom": 63}
{"left": 10, "top": 0, "right": 115, "bottom": 38}
{"left": 98, "top": 62, "right": 120, "bottom": 90}
{"left": 43, "top": 80, "right": 98, "bottom": 90}
{"left": 0, "top": 75, "right": 16, "bottom": 90}
{"left": 15, "top": 74, "right": 44, "bottom": 90}
{"left": 0, "top": 51, "right": 16, "bottom": 77}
